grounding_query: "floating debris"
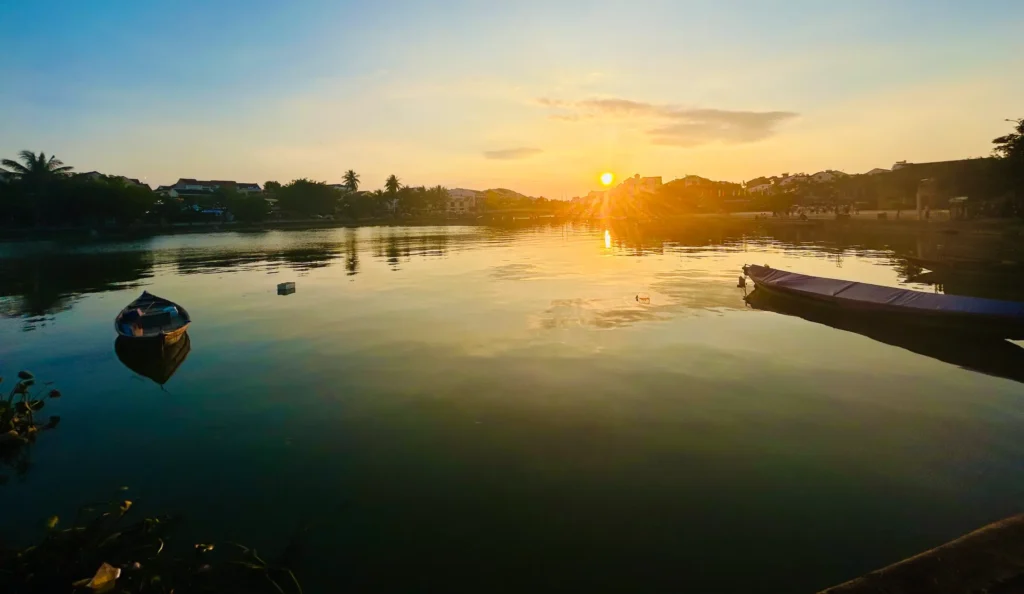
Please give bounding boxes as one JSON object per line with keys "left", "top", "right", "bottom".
{"left": 277, "top": 282, "right": 296, "bottom": 296}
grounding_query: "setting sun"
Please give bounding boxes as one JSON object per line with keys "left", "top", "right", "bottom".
{"left": 600, "top": 172, "right": 614, "bottom": 186}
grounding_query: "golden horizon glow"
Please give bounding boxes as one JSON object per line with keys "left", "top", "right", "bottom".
{"left": 600, "top": 172, "right": 614, "bottom": 186}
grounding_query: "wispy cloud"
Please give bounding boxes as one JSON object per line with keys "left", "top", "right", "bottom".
{"left": 537, "top": 97, "right": 798, "bottom": 146}
{"left": 483, "top": 147, "right": 543, "bottom": 160}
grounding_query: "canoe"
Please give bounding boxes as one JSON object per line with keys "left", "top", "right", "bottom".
{"left": 114, "top": 332, "right": 191, "bottom": 385}
{"left": 745, "top": 288, "right": 1024, "bottom": 385}
{"left": 114, "top": 291, "right": 191, "bottom": 345}
{"left": 742, "top": 264, "right": 1024, "bottom": 339}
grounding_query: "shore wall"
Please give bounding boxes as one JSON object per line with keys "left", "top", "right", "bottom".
{"left": 820, "top": 514, "right": 1024, "bottom": 594}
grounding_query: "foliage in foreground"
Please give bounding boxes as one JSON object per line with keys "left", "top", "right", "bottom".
{"left": 0, "top": 371, "right": 61, "bottom": 485}
{"left": 0, "top": 494, "right": 303, "bottom": 594}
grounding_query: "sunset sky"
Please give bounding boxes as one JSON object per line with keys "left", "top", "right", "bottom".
{"left": 2, "top": 0, "right": 1022, "bottom": 198}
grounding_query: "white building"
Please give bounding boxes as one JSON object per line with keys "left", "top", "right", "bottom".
{"left": 446, "top": 188, "right": 479, "bottom": 214}
{"left": 810, "top": 170, "right": 846, "bottom": 183}
{"left": 778, "top": 174, "right": 809, "bottom": 187}
{"left": 747, "top": 183, "right": 774, "bottom": 195}
{"left": 165, "top": 179, "right": 261, "bottom": 198}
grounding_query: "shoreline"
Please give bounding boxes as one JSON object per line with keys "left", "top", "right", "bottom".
{"left": 2, "top": 210, "right": 1023, "bottom": 242}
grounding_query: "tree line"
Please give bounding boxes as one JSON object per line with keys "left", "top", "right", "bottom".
{"left": 0, "top": 151, "right": 458, "bottom": 227}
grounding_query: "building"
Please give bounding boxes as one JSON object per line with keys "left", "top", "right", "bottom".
{"left": 865, "top": 168, "right": 890, "bottom": 175}
{"left": 892, "top": 161, "right": 910, "bottom": 171}
{"left": 778, "top": 174, "right": 809, "bottom": 187}
{"left": 810, "top": 170, "right": 846, "bottom": 183}
{"left": 446, "top": 188, "right": 480, "bottom": 214}
{"left": 163, "top": 179, "right": 261, "bottom": 198}
{"left": 747, "top": 183, "right": 774, "bottom": 195}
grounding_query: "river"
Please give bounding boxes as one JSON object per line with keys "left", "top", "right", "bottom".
{"left": 2, "top": 222, "right": 1023, "bottom": 592}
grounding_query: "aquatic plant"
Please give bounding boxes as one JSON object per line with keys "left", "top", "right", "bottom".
{"left": 0, "top": 370, "right": 61, "bottom": 484}
{"left": 0, "top": 490, "right": 304, "bottom": 593}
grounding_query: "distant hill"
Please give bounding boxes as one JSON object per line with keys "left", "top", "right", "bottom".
{"left": 483, "top": 188, "right": 537, "bottom": 201}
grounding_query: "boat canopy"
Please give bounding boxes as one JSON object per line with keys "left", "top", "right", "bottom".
{"left": 745, "top": 265, "right": 1024, "bottom": 317}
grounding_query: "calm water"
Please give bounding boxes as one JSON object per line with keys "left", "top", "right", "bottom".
{"left": 2, "top": 223, "right": 1024, "bottom": 592}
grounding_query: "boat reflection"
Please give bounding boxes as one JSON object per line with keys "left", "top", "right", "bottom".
{"left": 114, "top": 333, "right": 192, "bottom": 386}
{"left": 745, "top": 288, "right": 1024, "bottom": 385}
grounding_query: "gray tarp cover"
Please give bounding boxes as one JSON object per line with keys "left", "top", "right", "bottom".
{"left": 746, "top": 265, "right": 1024, "bottom": 317}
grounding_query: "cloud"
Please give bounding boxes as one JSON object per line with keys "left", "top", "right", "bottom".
{"left": 483, "top": 147, "right": 543, "bottom": 160}
{"left": 538, "top": 97, "right": 798, "bottom": 147}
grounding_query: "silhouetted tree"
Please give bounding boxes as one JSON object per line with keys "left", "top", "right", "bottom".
{"left": 385, "top": 175, "right": 401, "bottom": 194}
{"left": 343, "top": 170, "right": 360, "bottom": 192}
{"left": 276, "top": 179, "right": 337, "bottom": 216}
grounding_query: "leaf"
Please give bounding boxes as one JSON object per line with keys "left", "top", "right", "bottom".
{"left": 48, "top": 389, "right": 61, "bottom": 399}
{"left": 45, "top": 415, "right": 60, "bottom": 429}
{"left": 45, "top": 515, "right": 59, "bottom": 529}
{"left": 119, "top": 500, "right": 133, "bottom": 513}
{"left": 17, "top": 371, "right": 33, "bottom": 380}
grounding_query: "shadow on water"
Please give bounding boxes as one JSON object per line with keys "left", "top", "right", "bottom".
{"left": 114, "top": 333, "right": 192, "bottom": 387}
{"left": 745, "top": 288, "right": 1024, "bottom": 385}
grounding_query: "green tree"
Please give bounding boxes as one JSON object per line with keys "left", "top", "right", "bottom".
{"left": 1, "top": 151, "right": 75, "bottom": 225}
{"left": 276, "top": 179, "right": 338, "bottom": 216}
{"left": 385, "top": 174, "right": 401, "bottom": 194}
{"left": 263, "top": 181, "right": 281, "bottom": 195}
{"left": 343, "top": 170, "right": 360, "bottom": 192}
{"left": 428, "top": 185, "right": 449, "bottom": 212}
{"left": 0, "top": 150, "right": 73, "bottom": 183}
{"left": 993, "top": 118, "right": 1024, "bottom": 204}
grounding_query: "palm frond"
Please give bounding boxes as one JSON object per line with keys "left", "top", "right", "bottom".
{"left": 0, "top": 159, "right": 30, "bottom": 175}
{"left": 17, "top": 150, "right": 38, "bottom": 166}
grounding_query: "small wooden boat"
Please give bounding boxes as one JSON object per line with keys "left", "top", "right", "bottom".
{"left": 114, "top": 291, "right": 191, "bottom": 345}
{"left": 114, "top": 333, "right": 191, "bottom": 385}
{"left": 743, "top": 264, "right": 1024, "bottom": 339}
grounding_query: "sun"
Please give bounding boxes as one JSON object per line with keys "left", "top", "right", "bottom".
{"left": 600, "top": 172, "right": 614, "bottom": 186}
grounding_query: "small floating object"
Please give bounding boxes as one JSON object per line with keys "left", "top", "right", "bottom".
{"left": 635, "top": 293, "right": 650, "bottom": 304}
{"left": 277, "top": 281, "right": 296, "bottom": 295}
{"left": 737, "top": 275, "right": 746, "bottom": 288}
{"left": 114, "top": 291, "right": 190, "bottom": 346}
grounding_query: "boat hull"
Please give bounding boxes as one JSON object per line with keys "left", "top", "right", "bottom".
{"left": 744, "top": 265, "right": 1024, "bottom": 339}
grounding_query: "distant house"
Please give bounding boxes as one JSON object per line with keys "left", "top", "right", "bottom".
{"left": 892, "top": 161, "right": 910, "bottom": 171}
{"left": 447, "top": 188, "right": 480, "bottom": 214}
{"left": 778, "top": 174, "right": 809, "bottom": 187}
{"left": 865, "top": 168, "right": 890, "bottom": 175}
{"left": 747, "top": 183, "right": 774, "bottom": 195}
{"left": 810, "top": 170, "right": 846, "bottom": 183}
{"left": 164, "top": 179, "right": 261, "bottom": 198}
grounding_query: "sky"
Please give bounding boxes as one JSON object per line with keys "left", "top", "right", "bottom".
{"left": 1, "top": 0, "right": 1022, "bottom": 198}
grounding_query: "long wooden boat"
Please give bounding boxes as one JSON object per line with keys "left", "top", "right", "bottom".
{"left": 745, "top": 288, "right": 1024, "bottom": 385}
{"left": 743, "top": 264, "right": 1024, "bottom": 339}
{"left": 114, "top": 291, "right": 191, "bottom": 345}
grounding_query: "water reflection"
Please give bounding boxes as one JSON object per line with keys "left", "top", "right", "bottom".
{"left": 0, "top": 250, "right": 153, "bottom": 330}
{"left": 2, "top": 222, "right": 1023, "bottom": 329}
{"left": 114, "top": 333, "right": 192, "bottom": 386}
{"left": 745, "top": 288, "right": 1024, "bottom": 384}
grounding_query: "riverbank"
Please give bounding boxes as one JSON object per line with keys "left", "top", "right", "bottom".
{"left": 820, "top": 514, "right": 1024, "bottom": 593}
{"left": 4, "top": 211, "right": 1024, "bottom": 245}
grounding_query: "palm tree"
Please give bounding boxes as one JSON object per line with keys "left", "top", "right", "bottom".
{"left": 343, "top": 170, "right": 360, "bottom": 192}
{"left": 385, "top": 174, "right": 401, "bottom": 194}
{"left": 1, "top": 150, "right": 73, "bottom": 181}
